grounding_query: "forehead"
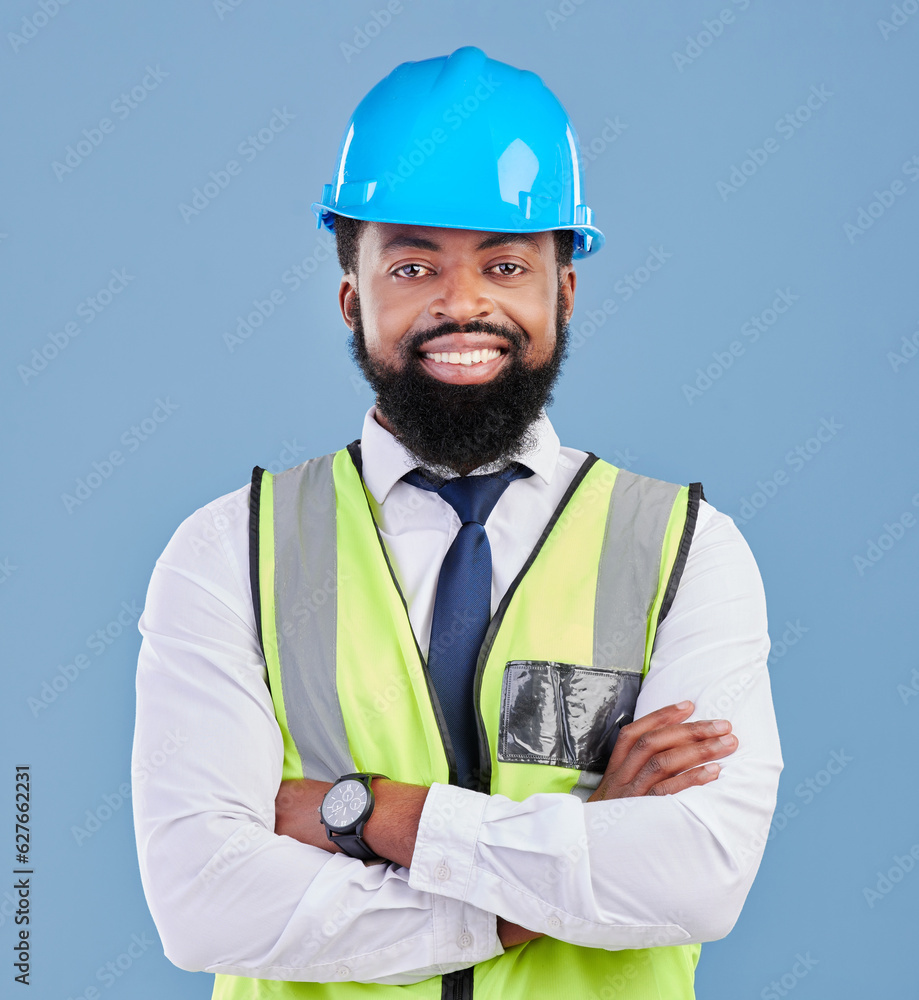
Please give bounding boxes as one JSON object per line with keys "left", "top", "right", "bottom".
{"left": 362, "top": 222, "right": 552, "bottom": 258}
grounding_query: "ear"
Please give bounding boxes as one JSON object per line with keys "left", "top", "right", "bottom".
{"left": 338, "top": 274, "right": 358, "bottom": 330}
{"left": 559, "top": 265, "right": 577, "bottom": 325}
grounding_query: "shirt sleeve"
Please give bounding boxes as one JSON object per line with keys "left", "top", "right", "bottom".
{"left": 408, "top": 501, "right": 783, "bottom": 949}
{"left": 131, "top": 486, "right": 503, "bottom": 984}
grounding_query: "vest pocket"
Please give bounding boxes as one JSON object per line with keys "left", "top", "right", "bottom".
{"left": 497, "top": 660, "right": 640, "bottom": 771}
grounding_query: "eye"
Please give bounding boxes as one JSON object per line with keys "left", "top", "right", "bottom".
{"left": 490, "top": 262, "right": 525, "bottom": 276}
{"left": 392, "top": 263, "right": 431, "bottom": 278}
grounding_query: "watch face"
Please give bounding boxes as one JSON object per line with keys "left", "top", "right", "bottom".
{"left": 321, "top": 779, "right": 369, "bottom": 832}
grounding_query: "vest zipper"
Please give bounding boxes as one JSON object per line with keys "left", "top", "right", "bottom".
{"left": 443, "top": 967, "right": 474, "bottom": 1000}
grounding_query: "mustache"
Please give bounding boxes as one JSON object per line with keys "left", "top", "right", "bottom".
{"left": 401, "top": 321, "right": 527, "bottom": 357}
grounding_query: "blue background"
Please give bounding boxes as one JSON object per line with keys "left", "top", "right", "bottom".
{"left": 2, "top": 1, "right": 918, "bottom": 997}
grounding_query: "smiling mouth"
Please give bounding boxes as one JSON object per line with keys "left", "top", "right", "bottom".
{"left": 421, "top": 348, "right": 504, "bottom": 367}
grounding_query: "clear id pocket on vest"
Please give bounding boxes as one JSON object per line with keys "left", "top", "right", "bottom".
{"left": 497, "top": 660, "right": 641, "bottom": 771}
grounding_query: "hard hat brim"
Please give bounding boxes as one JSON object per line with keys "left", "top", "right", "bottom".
{"left": 311, "top": 203, "right": 605, "bottom": 259}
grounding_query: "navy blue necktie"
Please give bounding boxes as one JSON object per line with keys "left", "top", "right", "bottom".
{"left": 403, "top": 464, "right": 534, "bottom": 788}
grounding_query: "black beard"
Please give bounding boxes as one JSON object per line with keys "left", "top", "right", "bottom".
{"left": 349, "top": 293, "right": 569, "bottom": 474}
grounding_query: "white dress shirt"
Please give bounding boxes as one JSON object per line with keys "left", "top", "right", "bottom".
{"left": 132, "top": 407, "right": 783, "bottom": 985}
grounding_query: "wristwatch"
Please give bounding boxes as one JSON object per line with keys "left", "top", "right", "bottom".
{"left": 319, "top": 773, "right": 388, "bottom": 861}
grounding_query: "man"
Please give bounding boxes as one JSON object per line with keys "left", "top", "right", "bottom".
{"left": 133, "top": 46, "right": 782, "bottom": 1000}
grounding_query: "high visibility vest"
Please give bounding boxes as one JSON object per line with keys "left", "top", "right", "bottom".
{"left": 214, "top": 445, "right": 704, "bottom": 1000}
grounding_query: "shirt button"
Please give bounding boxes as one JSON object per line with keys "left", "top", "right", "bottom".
{"left": 547, "top": 915, "right": 561, "bottom": 929}
{"left": 435, "top": 865, "right": 451, "bottom": 881}
{"left": 336, "top": 966, "right": 350, "bottom": 978}
{"left": 457, "top": 932, "right": 473, "bottom": 948}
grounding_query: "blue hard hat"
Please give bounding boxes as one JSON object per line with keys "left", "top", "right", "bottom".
{"left": 311, "top": 46, "right": 604, "bottom": 259}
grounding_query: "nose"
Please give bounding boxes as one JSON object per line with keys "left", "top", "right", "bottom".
{"left": 428, "top": 266, "right": 494, "bottom": 325}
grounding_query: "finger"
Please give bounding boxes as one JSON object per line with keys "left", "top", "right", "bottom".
{"left": 628, "top": 734, "right": 737, "bottom": 796}
{"left": 644, "top": 763, "right": 723, "bottom": 797}
{"left": 605, "top": 701, "right": 696, "bottom": 772}
{"left": 611, "top": 720, "right": 734, "bottom": 787}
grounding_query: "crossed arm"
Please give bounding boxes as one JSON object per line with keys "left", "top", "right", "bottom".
{"left": 274, "top": 701, "right": 739, "bottom": 947}
{"left": 133, "top": 489, "right": 782, "bottom": 981}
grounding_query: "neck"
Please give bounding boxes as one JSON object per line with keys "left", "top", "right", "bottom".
{"left": 373, "top": 405, "right": 498, "bottom": 478}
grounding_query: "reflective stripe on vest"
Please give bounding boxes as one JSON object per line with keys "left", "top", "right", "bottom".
{"left": 215, "top": 448, "right": 703, "bottom": 1000}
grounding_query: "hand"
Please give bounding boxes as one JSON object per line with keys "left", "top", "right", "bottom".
{"left": 497, "top": 917, "right": 543, "bottom": 948}
{"left": 588, "top": 701, "right": 737, "bottom": 802}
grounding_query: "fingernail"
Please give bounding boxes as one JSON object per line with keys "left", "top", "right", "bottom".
{"left": 676, "top": 700, "right": 692, "bottom": 710}
{"left": 719, "top": 734, "right": 736, "bottom": 745}
{"left": 704, "top": 763, "right": 721, "bottom": 775}
{"left": 712, "top": 720, "right": 730, "bottom": 733}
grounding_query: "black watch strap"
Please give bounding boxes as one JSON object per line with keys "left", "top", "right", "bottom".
{"left": 332, "top": 830, "right": 383, "bottom": 862}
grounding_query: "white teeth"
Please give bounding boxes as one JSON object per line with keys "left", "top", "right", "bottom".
{"left": 424, "top": 348, "right": 502, "bottom": 365}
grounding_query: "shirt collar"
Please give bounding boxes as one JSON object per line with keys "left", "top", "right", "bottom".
{"left": 359, "top": 406, "right": 561, "bottom": 504}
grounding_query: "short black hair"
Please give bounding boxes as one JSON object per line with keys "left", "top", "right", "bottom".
{"left": 333, "top": 214, "right": 575, "bottom": 276}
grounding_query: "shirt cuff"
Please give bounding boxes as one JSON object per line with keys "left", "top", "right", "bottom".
{"left": 409, "top": 783, "right": 489, "bottom": 903}
{"left": 424, "top": 893, "right": 503, "bottom": 977}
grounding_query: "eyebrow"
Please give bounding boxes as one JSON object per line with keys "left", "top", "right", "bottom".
{"left": 379, "top": 232, "right": 543, "bottom": 255}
